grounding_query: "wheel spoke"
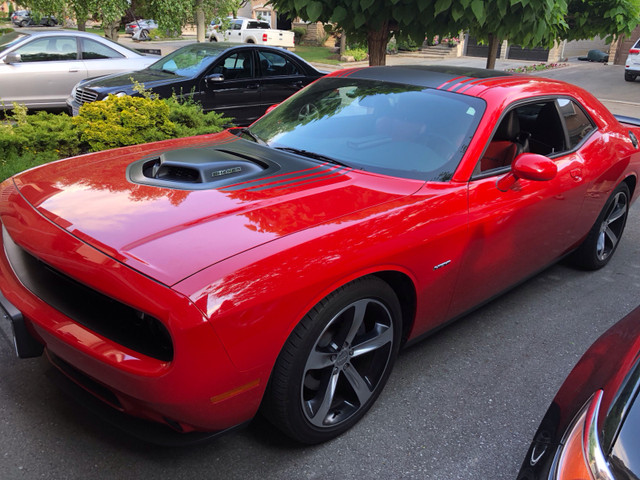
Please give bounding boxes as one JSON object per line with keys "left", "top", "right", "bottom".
{"left": 351, "top": 323, "right": 393, "bottom": 358}
{"left": 343, "top": 364, "right": 373, "bottom": 406}
{"left": 343, "top": 300, "right": 368, "bottom": 346}
{"left": 305, "top": 349, "right": 335, "bottom": 370}
{"left": 307, "top": 368, "right": 340, "bottom": 426}
{"left": 604, "top": 225, "right": 619, "bottom": 248}
{"left": 607, "top": 200, "right": 626, "bottom": 224}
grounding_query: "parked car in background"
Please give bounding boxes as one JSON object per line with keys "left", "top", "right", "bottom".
{"left": 11, "top": 10, "right": 58, "bottom": 27}
{"left": 4, "top": 66, "right": 640, "bottom": 445}
{"left": 67, "top": 43, "right": 324, "bottom": 125}
{"left": 518, "top": 304, "right": 640, "bottom": 479}
{"left": 209, "top": 17, "right": 294, "bottom": 48}
{"left": 625, "top": 37, "right": 640, "bottom": 82}
{"left": 125, "top": 19, "right": 158, "bottom": 41}
{"left": 0, "top": 30, "right": 159, "bottom": 110}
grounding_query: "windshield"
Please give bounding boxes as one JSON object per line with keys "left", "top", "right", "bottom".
{"left": 250, "top": 77, "right": 486, "bottom": 182}
{"left": 149, "top": 43, "right": 227, "bottom": 77}
{"left": 0, "top": 32, "right": 27, "bottom": 53}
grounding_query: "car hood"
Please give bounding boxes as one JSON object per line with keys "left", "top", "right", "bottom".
{"left": 13, "top": 132, "right": 419, "bottom": 285}
{"left": 84, "top": 69, "right": 183, "bottom": 92}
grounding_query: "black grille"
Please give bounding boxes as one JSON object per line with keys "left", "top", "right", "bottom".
{"left": 3, "top": 227, "right": 173, "bottom": 361}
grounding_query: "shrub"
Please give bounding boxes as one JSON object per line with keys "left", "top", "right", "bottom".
{"left": 73, "top": 95, "right": 179, "bottom": 151}
{"left": 0, "top": 93, "right": 229, "bottom": 181}
{"left": 344, "top": 47, "right": 368, "bottom": 61}
{"left": 292, "top": 26, "right": 306, "bottom": 45}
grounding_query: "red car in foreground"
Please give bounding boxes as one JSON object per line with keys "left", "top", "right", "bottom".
{"left": 1, "top": 66, "right": 639, "bottom": 445}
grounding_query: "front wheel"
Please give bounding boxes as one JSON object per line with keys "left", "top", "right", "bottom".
{"left": 262, "top": 276, "right": 402, "bottom": 444}
{"left": 570, "top": 182, "right": 630, "bottom": 270}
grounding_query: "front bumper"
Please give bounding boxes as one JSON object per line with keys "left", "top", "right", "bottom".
{"left": 0, "top": 179, "right": 265, "bottom": 436}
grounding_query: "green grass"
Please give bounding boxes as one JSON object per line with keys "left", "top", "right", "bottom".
{"left": 293, "top": 46, "right": 342, "bottom": 65}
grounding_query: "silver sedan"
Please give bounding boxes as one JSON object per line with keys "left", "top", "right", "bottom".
{"left": 0, "top": 30, "right": 159, "bottom": 110}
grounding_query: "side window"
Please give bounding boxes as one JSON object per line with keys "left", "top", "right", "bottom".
{"left": 232, "top": 21, "right": 242, "bottom": 30}
{"left": 15, "top": 37, "right": 78, "bottom": 62}
{"left": 211, "top": 52, "right": 253, "bottom": 80}
{"left": 477, "top": 100, "right": 567, "bottom": 175}
{"left": 81, "top": 39, "right": 124, "bottom": 60}
{"left": 557, "top": 98, "right": 595, "bottom": 149}
{"left": 258, "top": 51, "right": 300, "bottom": 77}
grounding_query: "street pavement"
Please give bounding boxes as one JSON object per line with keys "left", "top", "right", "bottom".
{"left": 1, "top": 38, "right": 640, "bottom": 480}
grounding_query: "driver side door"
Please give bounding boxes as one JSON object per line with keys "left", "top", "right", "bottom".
{"left": 448, "top": 98, "right": 595, "bottom": 317}
{"left": 197, "top": 49, "right": 261, "bottom": 126}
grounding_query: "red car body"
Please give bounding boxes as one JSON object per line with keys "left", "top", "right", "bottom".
{"left": 1, "top": 66, "right": 639, "bottom": 442}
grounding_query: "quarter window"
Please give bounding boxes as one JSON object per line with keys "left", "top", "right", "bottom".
{"left": 81, "top": 38, "right": 123, "bottom": 60}
{"left": 557, "top": 98, "right": 595, "bottom": 149}
{"left": 258, "top": 51, "right": 299, "bottom": 77}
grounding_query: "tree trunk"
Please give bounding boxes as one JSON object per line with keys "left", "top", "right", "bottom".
{"left": 485, "top": 33, "right": 500, "bottom": 69}
{"left": 196, "top": 0, "right": 205, "bottom": 43}
{"left": 104, "top": 21, "right": 120, "bottom": 41}
{"left": 340, "top": 32, "right": 346, "bottom": 55}
{"left": 367, "top": 21, "right": 389, "bottom": 66}
{"left": 77, "top": 20, "right": 86, "bottom": 32}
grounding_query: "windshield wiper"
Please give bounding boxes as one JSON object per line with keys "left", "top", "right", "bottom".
{"left": 234, "top": 127, "right": 267, "bottom": 145}
{"left": 275, "top": 147, "right": 351, "bottom": 168}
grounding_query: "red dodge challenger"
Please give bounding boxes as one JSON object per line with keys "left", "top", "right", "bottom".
{"left": 1, "top": 66, "right": 639, "bottom": 445}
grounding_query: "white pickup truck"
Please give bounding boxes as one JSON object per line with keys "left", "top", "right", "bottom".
{"left": 208, "top": 17, "right": 295, "bottom": 48}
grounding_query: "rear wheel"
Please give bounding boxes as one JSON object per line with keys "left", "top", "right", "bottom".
{"left": 625, "top": 71, "right": 636, "bottom": 82}
{"left": 570, "top": 182, "right": 630, "bottom": 270}
{"left": 19, "top": 20, "right": 28, "bottom": 27}
{"left": 139, "top": 29, "right": 150, "bottom": 40}
{"left": 262, "top": 276, "right": 401, "bottom": 444}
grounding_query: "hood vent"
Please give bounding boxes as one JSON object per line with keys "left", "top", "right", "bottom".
{"left": 127, "top": 147, "right": 274, "bottom": 190}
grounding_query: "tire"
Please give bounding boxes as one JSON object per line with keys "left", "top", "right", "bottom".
{"left": 19, "top": 20, "right": 28, "bottom": 27}
{"left": 262, "top": 276, "right": 402, "bottom": 444}
{"left": 209, "top": 36, "right": 217, "bottom": 42}
{"left": 140, "top": 29, "right": 149, "bottom": 41}
{"left": 570, "top": 182, "right": 630, "bottom": 270}
{"left": 625, "top": 71, "right": 635, "bottom": 82}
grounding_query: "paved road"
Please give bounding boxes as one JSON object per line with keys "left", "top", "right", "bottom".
{"left": 1, "top": 52, "right": 640, "bottom": 480}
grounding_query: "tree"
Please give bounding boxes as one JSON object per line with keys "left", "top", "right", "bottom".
{"left": 149, "top": 0, "right": 242, "bottom": 43}
{"left": 565, "top": 0, "right": 640, "bottom": 41}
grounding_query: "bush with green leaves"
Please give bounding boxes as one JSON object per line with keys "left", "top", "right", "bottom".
{"left": 0, "top": 104, "right": 82, "bottom": 180}
{"left": 344, "top": 47, "right": 368, "bottom": 61}
{"left": 73, "top": 94, "right": 180, "bottom": 151}
{"left": 0, "top": 93, "right": 229, "bottom": 181}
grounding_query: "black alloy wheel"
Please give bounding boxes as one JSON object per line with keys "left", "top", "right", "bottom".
{"left": 262, "top": 276, "right": 402, "bottom": 444}
{"left": 570, "top": 182, "right": 630, "bottom": 270}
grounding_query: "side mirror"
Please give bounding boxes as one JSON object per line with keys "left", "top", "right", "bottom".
{"left": 205, "top": 73, "right": 224, "bottom": 86}
{"left": 496, "top": 153, "right": 558, "bottom": 192}
{"left": 4, "top": 52, "right": 21, "bottom": 64}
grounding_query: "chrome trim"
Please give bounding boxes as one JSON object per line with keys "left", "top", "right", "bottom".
{"left": 584, "top": 390, "right": 615, "bottom": 480}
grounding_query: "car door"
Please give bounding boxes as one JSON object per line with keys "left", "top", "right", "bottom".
{"left": 197, "top": 49, "right": 262, "bottom": 125}
{"left": 78, "top": 37, "right": 130, "bottom": 78}
{"left": 257, "top": 49, "right": 307, "bottom": 107}
{"left": 0, "top": 36, "right": 87, "bottom": 108}
{"left": 448, "top": 98, "right": 595, "bottom": 317}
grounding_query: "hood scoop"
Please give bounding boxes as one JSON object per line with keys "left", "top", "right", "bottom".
{"left": 126, "top": 147, "right": 275, "bottom": 190}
